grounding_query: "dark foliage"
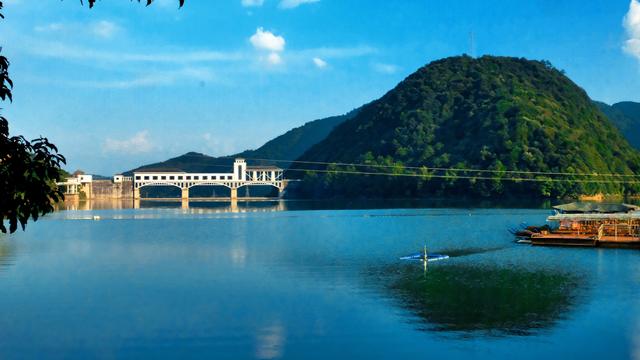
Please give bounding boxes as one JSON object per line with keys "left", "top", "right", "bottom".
{"left": 291, "top": 56, "right": 640, "bottom": 199}
{"left": 0, "top": 1, "right": 66, "bottom": 233}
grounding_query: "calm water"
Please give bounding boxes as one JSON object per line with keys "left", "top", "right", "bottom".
{"left": 1, "top": 200, "right": 640, "bottom": 359}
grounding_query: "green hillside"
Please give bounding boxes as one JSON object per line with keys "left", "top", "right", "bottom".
{"left": 291, "top": 55, "right": 640, "bottom": 199}
{"left": 596, "top": 101, "right": 640, "bottom": 149}
{"left": 125, "top": 110, "right": 356, "bottom": 175}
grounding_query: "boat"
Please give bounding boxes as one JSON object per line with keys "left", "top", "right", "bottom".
{"left": 513, "top": 202, "right": 640, "bottom": 248}
{"left": 400, "top": 246, "right": 450, "bottom": 262}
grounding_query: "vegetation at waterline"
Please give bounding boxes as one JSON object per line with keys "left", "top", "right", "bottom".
{"left": 291, "top": 56, "right": 640, "bottom": 199}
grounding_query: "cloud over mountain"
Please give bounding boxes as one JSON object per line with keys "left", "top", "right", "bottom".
{"left": 624, "top": 0, "right": 640, "bottom": 60}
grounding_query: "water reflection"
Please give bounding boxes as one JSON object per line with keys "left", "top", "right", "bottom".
{"left": 378, "top": 264, "right": 584, "bottom": 336}
{"left": 0, "top": 241, "right": 15, "bottom": 272}
{"left": 255, "top": 322, "right": 286, "bottom": 360}
{"left": 56, "top": 197, "right": 560, "bottom": 214}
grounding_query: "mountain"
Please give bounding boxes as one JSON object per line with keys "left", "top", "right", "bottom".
{"left": 290, "top": 55, "right": 640, "bottom": 199}
{"left": 596, "top": 101, "right": 640, "bottom": 149}
{"left": 125, "top": 110, "right": 357, "bottom": 175}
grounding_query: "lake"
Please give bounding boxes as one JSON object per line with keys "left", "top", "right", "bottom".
{"left": 1, "top": 200, "right": 639, "bottom": 359}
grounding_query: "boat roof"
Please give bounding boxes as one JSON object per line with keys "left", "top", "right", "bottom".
{"left": 549, "top": 213, "right": 640, "bottom": 221}
{"left": 552, "top": 202, "right": 639, "bottom": 214}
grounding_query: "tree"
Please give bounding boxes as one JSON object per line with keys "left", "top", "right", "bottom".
{"left": 0, "top": 2, "right": 67, "bottom": 233}
{"left": 0, "top": 0, "right": 186, "bottom": 233}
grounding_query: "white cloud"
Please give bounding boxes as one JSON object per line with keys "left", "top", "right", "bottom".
{"left": 202, "top": 132, "right": 240, "bottom": 155}
{"left": 241, "top": 0, "right": 264, "bottom": 7}
{"left": 250, "top": 28, "right": 286, "bottom": 67}
{"left": 624, "top": 0, "right": 640, "bottom": 60}
{"left": 64, "top": 67, "right": 215, "bottom": 89}
{"left": 250, "top": 27, "right": 285, "bottom": 52}
{"left": 312, "top": 57, "right": 327, "bottom": 68}
{"left": 103, "top": 131, "right": 155, "bottom": 154}
{"left": 91, "top": 20, "right": 119, "bottom": 39}
{"left": 372, "top": 63, "right": 399, "bottom": 74}
{"left": 294, "top": 46, "right": 377, "bottom": 59}
{"left": 279, "top": 0, "right": 319, "bottom": 9}
{"left": 34, "top": 23, "right": 64, "bottom": 33}
{"left": 267, "top": 52, "right": 283, "bottom": 65}
{"left": 34, "top": 20, "right": 121, "bottom": 39}
{"left": 26, "top": 39, "right": 243, "bottom": 64}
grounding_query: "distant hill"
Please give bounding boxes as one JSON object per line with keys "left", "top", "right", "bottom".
{"left": 596, "top": 101, "right": 640, "bottom": 149}
{"left": 291, "top": 55, "right": 640, "bottom": 199}
{"left": 125, "top": 110, "right": 357, "bottom": 175}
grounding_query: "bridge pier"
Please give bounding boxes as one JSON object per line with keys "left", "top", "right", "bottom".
{"left": 134, "top": 188, "right": 140, "bottom": 200}
{"left": 230, "top": 187, "right": 238, "bottom": 200}
{"left": 181, "top": 187, "right": 189, "bottom": 200}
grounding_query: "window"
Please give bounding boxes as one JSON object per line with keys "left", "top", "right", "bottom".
{"left": 153, "top": 176, "right": 158, "bottom": 180}
{"left": 186, "top": 176, "right": 192, "bottom": 180}
{"left": 227, "top": 176, "right": 232, "bottom": 180}
{"left": 212, "top": 176, "right": 217, "bottom": 180}
{"left": 161, "top": 176, "right": 166, "bottom": 180}
{"left": 170, "top": 176, "right": 175, "bottom": 180}
{"left": 136, "top": 176, "right": 141, "bottom": 180}
{"left": 203, "top": 176, "right": 208, "bottom": 180}
{"left": 144, "top": 176, "right": 149, "bottom": 180}
{"left": 178, "top": 176, "right": 183, "bottom": 180}
{"left": 194, "top": 176, "right": 199, "bottom": 180}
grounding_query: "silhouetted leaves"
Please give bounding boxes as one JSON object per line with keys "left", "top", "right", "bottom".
{"left": 80, "top": 0, "right": 185, "bottom": 8}
{"left": 0, "top": 12, "right": 65, "bottom": 233}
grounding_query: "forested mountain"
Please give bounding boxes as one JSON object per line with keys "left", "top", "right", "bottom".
{"left": 125, "top": 110, "right": 356, "bottom": 175}
{"left": 597, "top": 101, "right": 640, "bottom": 149}
{"left": 290, "top": 56, "right": 640, "bottom": 199}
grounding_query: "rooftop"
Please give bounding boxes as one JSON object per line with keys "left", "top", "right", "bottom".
{"left": 553, "top": 202, "right": 640, "bottom": 214}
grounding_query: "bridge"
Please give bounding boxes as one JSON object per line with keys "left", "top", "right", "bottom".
{"left": 133, "top": 159, "right": 286, "bottom": 200}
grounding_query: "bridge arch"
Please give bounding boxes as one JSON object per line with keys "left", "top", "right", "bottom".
{"left": 132, "top": 159, "right": 286, "bottom": 200}
{"left": 136, "top": 183, "right": 183, "bottom": 190}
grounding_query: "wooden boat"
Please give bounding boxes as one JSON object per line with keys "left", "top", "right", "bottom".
{"left": 515, "top": 202, "right": 640, "bottom": 248}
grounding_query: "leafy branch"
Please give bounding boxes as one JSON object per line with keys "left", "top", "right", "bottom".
{"left": 1, "top": 0, "right": 66, "bottom": 233}
{"left": 79, "top": 0, "right": 185, "bottom": 8}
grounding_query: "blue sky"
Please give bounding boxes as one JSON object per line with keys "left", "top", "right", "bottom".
{"left": 0, "top": 0, "right": 639, "bottom": 175}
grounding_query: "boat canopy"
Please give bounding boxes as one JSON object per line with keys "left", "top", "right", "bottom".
{"left": 553, "top": 202, "right": 640, "bottom": 214}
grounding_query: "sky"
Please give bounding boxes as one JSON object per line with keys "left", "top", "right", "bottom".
{"left": 0, "top": 0, "right": 639, "bottom": 175}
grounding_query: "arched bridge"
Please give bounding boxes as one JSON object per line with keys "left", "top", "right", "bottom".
{"left": 133, "top": 159, "right": 286, "bottom": 200}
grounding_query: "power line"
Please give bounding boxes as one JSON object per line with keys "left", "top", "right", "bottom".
{"left": 281, "top": 167, "right": 640, "bottom": 185}
{"left": 146, "top": 158, "right": 640, "bottom": 185}
{"left": 240, "top": 157, "right": 640, "bottom": 179}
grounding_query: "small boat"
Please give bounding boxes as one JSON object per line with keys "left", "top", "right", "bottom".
{"left": 400, "top": 246, "right": 449, "bottom": 262}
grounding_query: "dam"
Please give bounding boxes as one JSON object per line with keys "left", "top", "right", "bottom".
{"left": 57, "top": 159, "right": 287, "bottom": 201}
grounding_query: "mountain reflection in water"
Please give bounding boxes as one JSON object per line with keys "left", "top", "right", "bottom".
{"left": 380, "top": 263, "right": 584, "bottom": 336}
